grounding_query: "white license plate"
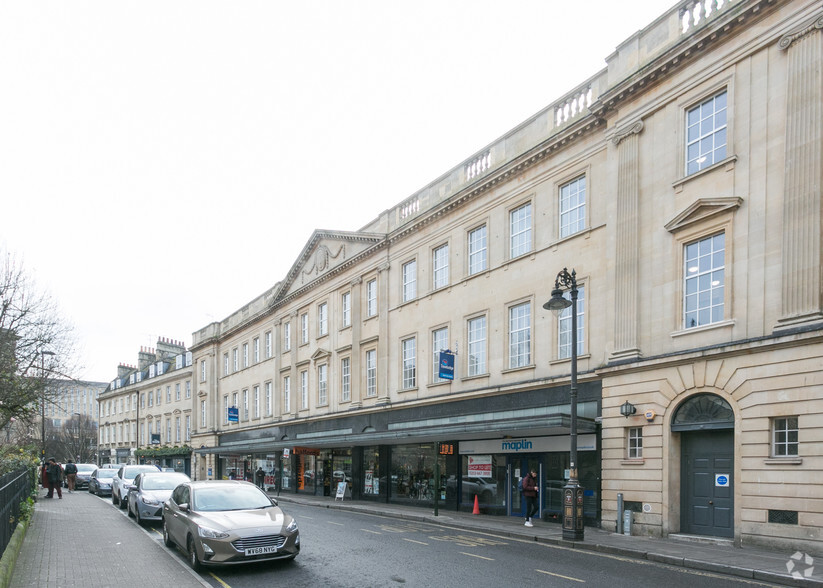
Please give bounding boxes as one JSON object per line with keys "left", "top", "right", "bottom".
{"left": 245, "top": 546, "right": 278, "bottom": 556}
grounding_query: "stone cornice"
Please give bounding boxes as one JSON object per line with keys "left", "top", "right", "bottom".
{"left": 591, "top": 0, "right": 778, "bottom": 119}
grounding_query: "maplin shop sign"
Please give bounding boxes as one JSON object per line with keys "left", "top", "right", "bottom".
{"left": 501, "top": 439, "right": 533, "bottom": 452}
{"left": 460, "top": 435, "right": 597, "bottom": 455}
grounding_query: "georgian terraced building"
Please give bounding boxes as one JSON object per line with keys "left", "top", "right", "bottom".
{"left": 103, "top": 0, "right": 823, "bottom": 554}
{"left": 98, "top": 338, "right": 194, "bottom": 471}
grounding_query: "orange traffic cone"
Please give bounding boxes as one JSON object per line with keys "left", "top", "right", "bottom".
{"left": 472, "top": 494, "right": 480, "bottom": 515}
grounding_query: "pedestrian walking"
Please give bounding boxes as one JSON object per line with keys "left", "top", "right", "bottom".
{"left": 256, "top": 467, "right": 265, "bottom": 489}
{"left": 64, "top": 459, "right": 78, "bottom": 493}
{"left": 522, "top": 469, "right": 539, "bottom": 527}
{"left": 45, "top": 458, "right": 63, "bottom": 499}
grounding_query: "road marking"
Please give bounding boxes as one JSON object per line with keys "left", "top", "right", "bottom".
{"left": 537, "top": 569, "right": 585, "bottom": 582}
{"left": 361, "top": 529, "right": 382, "bottom": 535}
{"left": 327, "top": 521, "right": 344, "bottom": 526}
{"left": 460, "top": 552, "right": 494, "bottom": 561}
{"left": 403, "top": 538, "right": 429, "bottom": 545}
{"left": 209, "top": 572, "right": 233, "bottom": 588}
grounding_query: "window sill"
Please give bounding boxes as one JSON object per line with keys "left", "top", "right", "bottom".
{"left": 672, "top": 155, "right": 737, "bottom": 193}
{"left": 462, "top": 373, "right": 490, "bottom": 382}
{"left": 501, "top": 364, "right": 536, "bottom": 375}
{"left": 550, "top": 353, "right": 591, "bottom": 366}
{"left": 764, "top": 458, "right": 802, "bottom": 466}
{"left": 621, "top": 459, "right": 645, "bottom": 466}
{"left": 429, "top": 380, "right": 452, "bottom": 388}
{"left": 399, "top": 386, "right": 419, "bottom": 393}
{"left": 671, "top": 319, "right": 735, "bottom": 338}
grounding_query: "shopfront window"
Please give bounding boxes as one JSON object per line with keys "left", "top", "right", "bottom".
{"left": 332, "top": 450, "right": 352, "bottom": 496}
{"left": 459, "top": 454, "right": 506, "bottom": 511}
{"left": 390, "top": 443, "right": 442, "bottom": 504}
{"left": 362, "top": 446, "right": 381, "bottom": 496}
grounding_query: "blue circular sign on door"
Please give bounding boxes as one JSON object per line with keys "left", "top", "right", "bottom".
{"left": 716, "top": 475, "right": 729, "bottom": 486}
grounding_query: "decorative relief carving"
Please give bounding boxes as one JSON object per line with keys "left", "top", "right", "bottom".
{"left": 300, "top": 244, "right": 345, "bottom": 283}
{"left": 611, "top": 120, "right": 645, "bottom": 146}
{"left": 779, "top": 12, "right": 823, "bottom": 50}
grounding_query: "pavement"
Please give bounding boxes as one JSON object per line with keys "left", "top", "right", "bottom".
{"left": 8, "top": 487, "right": 823, "bottom": 587}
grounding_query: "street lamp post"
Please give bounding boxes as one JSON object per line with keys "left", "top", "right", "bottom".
{"left": 39, "top": 350, "right": 56, "bottom": 465}
{"left": 544, "top": 268, "right": 585, "bottom": 541}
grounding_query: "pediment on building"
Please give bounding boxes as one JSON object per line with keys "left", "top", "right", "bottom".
{"left": 665, "top": 197, "right": 743, "bottom": 233}
{"left": 277, "top": 230, "right": 385, "bottom": 299}
{"left": 311, "top": 348, "right": 331, "bottom": 362}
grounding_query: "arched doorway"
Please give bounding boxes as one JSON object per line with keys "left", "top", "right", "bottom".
{"left": 672, "top": 394, "right": 734, "bottom": 538}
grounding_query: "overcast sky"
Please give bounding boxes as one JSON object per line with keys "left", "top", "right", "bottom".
{"left": 0, "top": 1, "right": 672, "bottom": 383}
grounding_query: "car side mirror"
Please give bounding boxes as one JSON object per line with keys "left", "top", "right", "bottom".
{"left": 179, "top": 503, "right": 190, "bottom": 512}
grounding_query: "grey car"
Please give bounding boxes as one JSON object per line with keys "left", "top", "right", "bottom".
{"left": 127, "top": 472, "right": 191, "bottom": 525}
{"left": 88, "top": 468, "right": 117, "bottom": 496}
{"left": 112, "top": 464, "right": 161, "bottom": 509}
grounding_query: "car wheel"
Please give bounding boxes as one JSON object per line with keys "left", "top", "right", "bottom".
{"left": 112, "top": 492, "right": 118, "bottom": 506}
{"left": 187, "top": 536, "right": 201, "bottom": 571}
{"left": 135, "top": 507, "right": 143, "bottom": 526}
{"left": 118, "top": 496, "right": 127, "bottom": 510}
{"left": 127, "top": 501, "right": 134, "bottom": 518}
{"left": 89, "top": 486, "right": 96, "bottom": 495}
{"left": 162, "top": 520, "right": 174, "bottom": 548}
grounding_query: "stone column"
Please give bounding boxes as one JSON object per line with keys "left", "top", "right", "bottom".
{"left": 349, "top": 277, "right": 363, "bottom": 408}
{"left": 610, "top": 120, "right": 644, "bottom": 361}
{"left": 376, "top": 263, "right": 391, "bottom": 405}
{"left": 777, "top": 13, "right": 823, "bottom": 329}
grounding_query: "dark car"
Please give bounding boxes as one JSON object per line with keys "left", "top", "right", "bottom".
{"left": 88, "top": 468, "right": 117, "bottom": 496}
{"left": 73, "top": 464, "right": 98, "bottom": 490}
{"left": 162, "top": 480, "right": 299, "bottom": 570}
{"left": 127, "top": 472, "right": 191, "bottom": 525}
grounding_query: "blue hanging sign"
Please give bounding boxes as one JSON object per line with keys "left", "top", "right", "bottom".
{"left": 438, "top": 350, "right": 455, "bottom": 380}
{"left": 227, "top": 406, "right": 239, "bottom": 423}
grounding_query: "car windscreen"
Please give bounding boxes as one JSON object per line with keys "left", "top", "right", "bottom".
{"left": 142, "top": 475, "right": 189, "bottom": 491}
{"left": 96, "top": 470, "right": 117, "bottom": 479}
{"left": 192, "top": 485, "right": 272, "bottom": 512}
{"left": 124, "top": 466, "right": 159, "bottom": 479}
{"left": 77, "top": 465, "right": 97, "bottom": 473}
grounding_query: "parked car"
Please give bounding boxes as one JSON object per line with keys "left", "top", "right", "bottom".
{"left": 112, "top": 464, "right": 161, "bottom": 509}
{"left": 162, "top": 480, "right": 300, "bottom": 570}
{"left": 101, "top": 463, "right": 125, "bottom": 469}
{"left": 72, "top": 464, "right": 98, "bottom": 490}
{"left": 127, "top": 472, "right": 191, "bottom": 525}
{"left": 88, "top": 468, "right": 117, "bottom": 496}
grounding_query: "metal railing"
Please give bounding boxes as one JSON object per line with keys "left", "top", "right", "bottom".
{"left": 0, "top": 468, "right": 35, "bottom": 556}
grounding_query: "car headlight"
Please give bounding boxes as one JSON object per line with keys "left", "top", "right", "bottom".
{"left": 286, "top": 519, "right": 298, "bottom": 533}
{"left": 141, "top": 497, "right": 161, "bottom": 506}
{"left": 198, "top": 526, "right": 230, "bottom": 539}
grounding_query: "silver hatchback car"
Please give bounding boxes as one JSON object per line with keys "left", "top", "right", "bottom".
{"left": 162, "top": 480, "right": 299, "bottom": 570}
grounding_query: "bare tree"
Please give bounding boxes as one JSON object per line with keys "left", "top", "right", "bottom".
{"left": 57, "top": 413, "right": 98, "bottom": 463}
{"left": 0, "top": 248, "right": 77, "bottom": 435}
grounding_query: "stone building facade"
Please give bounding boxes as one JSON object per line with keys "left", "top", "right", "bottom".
{"left": 103, "top": 0, "right": 822, "bottom": 553}
{"left": 98, "top": 337, "right": 194, "bottom": 472}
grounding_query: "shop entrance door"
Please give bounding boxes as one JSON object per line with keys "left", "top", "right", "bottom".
{"left": 508, "top": 457, "right": 541, "bottom": 517}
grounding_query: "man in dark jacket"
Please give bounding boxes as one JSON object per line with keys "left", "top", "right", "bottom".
{"left": 522, "top": 469, "right": 539, "bottom": 527}
{"left": 64, "top": 459, "right": 78, "bottom": 493}
{"left": 45, "top": 458, "right": 63, "bottom": 499}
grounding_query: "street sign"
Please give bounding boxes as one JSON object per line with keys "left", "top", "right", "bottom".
{"left": 438, "top": 350, "right": 455, "bottom": 380}
{"left": 227, "top": 406, "right": 239, "bottom": 423}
